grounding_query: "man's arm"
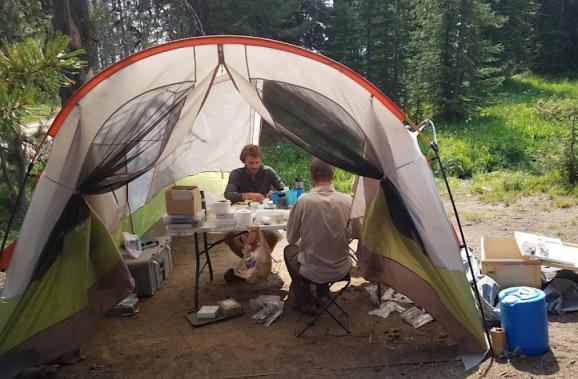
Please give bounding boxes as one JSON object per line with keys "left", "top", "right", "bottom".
{"left": 224, "top": 170, "right": 243, "bottom": 203}
{"left": 286, "top": 200, "right": 302, "bottom": 244}
{"left": 224, "top": 170, "right": 266, "bottom": 202}
{"left": 268, "top": 167, "right": 285, "bottom": 191}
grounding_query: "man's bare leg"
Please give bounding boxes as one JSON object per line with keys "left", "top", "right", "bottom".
{"left": 224, "top": 232, "right": 248, "bottom": 258}
{"left": 262, "top": 230, "right": 282, "bottom": 251}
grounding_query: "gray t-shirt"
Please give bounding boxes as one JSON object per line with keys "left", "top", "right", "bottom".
{"left": 224, "top": 165, "right": 285, "bottom": 203}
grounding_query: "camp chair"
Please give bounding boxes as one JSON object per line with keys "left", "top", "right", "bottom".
{"left": 295, "top": 273, "right": 351, "bottom": 337}
{"left": 348, "top": 239, "right": 358, "bottom": 263}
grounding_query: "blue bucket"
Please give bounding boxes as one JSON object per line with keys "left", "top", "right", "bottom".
{"left": 499, "top": 286, "right": 548, "bottom": 356}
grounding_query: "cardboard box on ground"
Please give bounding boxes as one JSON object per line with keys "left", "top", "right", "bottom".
{"left": 165, "top": 185, "right": 202, "bottom": 215}
{"left": 481, "top": 234, "right": 578, "bottom": 289}
{"left": 481, "top": 236, "right": 542, "bottom": 288}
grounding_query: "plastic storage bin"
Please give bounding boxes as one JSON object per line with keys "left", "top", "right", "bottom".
{"left": 499, "top": 286, "right": 548, "bottom": 356}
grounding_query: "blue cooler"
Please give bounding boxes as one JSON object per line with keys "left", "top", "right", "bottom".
{"left": 499, "top": 286, "right": 548, "bottom": 356}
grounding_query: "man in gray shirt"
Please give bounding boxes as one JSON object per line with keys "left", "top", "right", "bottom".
{"left": 223, "top": 144, "right": 285, "bottom": 282}
{"left": 224, "top": 145, "right": 285, "bottom": 203}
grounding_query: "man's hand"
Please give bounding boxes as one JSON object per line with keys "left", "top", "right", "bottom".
{"left": 242, "top": 192, "right": 265, "bottom": 202}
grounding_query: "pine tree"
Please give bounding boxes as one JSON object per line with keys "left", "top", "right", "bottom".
{"left": 0, "top": 36, "right": 84, "bottom": 220}
{"left": 324, "top": 0, "right": 364, "bottom": 74}
{"left": 408, "top": 0, "right": 504, "bottom": 120}
{"left": 533, "top": 0, "right": 578, "bottom": 74}
{"left": 489, "top": 0, "right": 538, "bottom": 78}
{"left": 361, "top": 0, "right": 411, "bottom": 104}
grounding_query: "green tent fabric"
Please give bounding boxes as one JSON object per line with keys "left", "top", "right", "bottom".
{"left": 358, "top": 182, "right": 486, "bottom": 363}
{"left": 0, "top": 202, "right": 133, "bottom": 374}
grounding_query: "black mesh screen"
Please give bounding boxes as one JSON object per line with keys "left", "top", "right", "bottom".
{"left": 78, "top": 82, "right": 193, "bottom": 194}
{"left": 260, "top": 80, "right": 382, "bottom": 179}
{"left": 33, "top": 82, "right": 194, "bottom": 280}
{"left": 381, "top": 178, "right": 427, "bottom": 255}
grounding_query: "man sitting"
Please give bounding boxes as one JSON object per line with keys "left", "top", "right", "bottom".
{"left": 284, "top": 158, "right": 361, "bottom": 310}
{"left": 223, "top": 144, "right": 285, "bottom": 282}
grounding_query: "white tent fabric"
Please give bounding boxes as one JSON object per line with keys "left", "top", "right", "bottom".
{"left": 2, "top": 37, "right": 487, "bottom": 371}
{"left": 4, "top": 36, "right": 453, "bottom": 297}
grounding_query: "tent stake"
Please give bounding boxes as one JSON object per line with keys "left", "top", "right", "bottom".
{"left": 430, "top": 142, "right": 494, "bottom": 355}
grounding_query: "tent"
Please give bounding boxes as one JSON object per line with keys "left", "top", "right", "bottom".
{"left": 0, "top": 35, "right": 488, "bottom": 375}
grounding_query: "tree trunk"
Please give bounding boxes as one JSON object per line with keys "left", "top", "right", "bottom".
{"left": 52, "top": 0, "right": 97, "bottom": 104}
{"left": 365, "top": 0, "right": 374, "bottom": 82}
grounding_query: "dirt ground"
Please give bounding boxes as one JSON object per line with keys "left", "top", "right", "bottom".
{"left": 55, "top": 190, "right": 578, "bottom": 378}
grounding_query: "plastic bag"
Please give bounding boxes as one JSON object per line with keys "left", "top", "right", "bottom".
{"left": 381, "top": 287, "right": 414, "bottom": 304}
{"left": 250, "top": 295, "right": 284, "bottom": 326}
{"left": 122, "top": 232, "right": 142, "bottom": 259}
{"left": 400, "top": 306, "right": 434, "bottom": 328}
{"left": 368, "top": 301, "right": 407, "bottom": 319}
{"left": 234, "top": 226, "right": 272, "bottom": 284}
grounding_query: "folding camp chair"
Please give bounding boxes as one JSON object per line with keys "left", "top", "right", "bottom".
{"left": 295, "top": 273, "right": 352, "bottom": 337}
{"left": 349, "top": 239, "right": 358, "bottom": 263}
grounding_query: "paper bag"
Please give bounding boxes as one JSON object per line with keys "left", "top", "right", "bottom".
{"left": 234, "top": 226, "right": 272, "bottom": 284}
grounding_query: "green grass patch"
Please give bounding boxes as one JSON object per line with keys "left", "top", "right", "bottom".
{"left": 551, "top": 197, "right": 576, "bottom": 208}
{"left": 428, "top": 74, "right": 578, "bottom": 201}
{"left": 468, "top": 170, "right": 578, "bottom": 204}
{"left": 460, "top": 211, "right": 483, "bottom": 223}
{"left": 434, "top": 75, "right": 578, "bottom": 173}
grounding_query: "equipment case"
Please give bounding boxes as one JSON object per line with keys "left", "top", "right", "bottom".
{"left": 125, "top": 240, "right": 172, "bottom": 297}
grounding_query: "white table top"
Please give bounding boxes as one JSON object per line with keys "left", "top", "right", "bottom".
{"left": 167, "top": 222, "right": 286, "bottom": 235}
{"left": 166, "top": 206, "right": 288, "bottom": 235}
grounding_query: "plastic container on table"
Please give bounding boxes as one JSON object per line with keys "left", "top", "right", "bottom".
{"left": 276, "top": 192, "right": 288, "bottom": 209}
{"left": 286, "top": 189, "right": 297, "bottom": 206}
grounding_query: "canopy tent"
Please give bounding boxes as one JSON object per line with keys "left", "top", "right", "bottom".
{"left": 0, "top": 36, "right": 488, "bottom": 375}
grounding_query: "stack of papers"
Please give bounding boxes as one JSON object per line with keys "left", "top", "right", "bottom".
{"left": 197, "top": 305, "right": 220, "bottom": 319}
{"left": 215, "top": 212, "right": 236, "bottom": 228}
{"left": 165, "top": 211, "right": 205, "bottom": 232}
{"left": 515, "top": 231, "right": 578, "bottom": 267}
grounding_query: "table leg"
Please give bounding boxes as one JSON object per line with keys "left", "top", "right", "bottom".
{"left": 193, "top": 232, "right": 200, "bottom": 311}
{"left": 204, "top": 232, "right": 214, "bottom": 281}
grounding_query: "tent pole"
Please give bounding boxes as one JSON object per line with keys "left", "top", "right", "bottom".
{"left": 430, "top": 142, "right": 494, "bottom": 355}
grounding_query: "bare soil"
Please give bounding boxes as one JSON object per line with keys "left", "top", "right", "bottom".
{"left": 55, "top": 191, "right": 578, "bottom": 378}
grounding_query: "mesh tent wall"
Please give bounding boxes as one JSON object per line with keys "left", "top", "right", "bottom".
{"left": 0, "top": 36, "right": 488, "bottom": 375}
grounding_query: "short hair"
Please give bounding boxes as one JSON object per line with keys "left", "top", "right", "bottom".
{"left": 310, "top": 158, "right": 334, "bottom": 182}
{"left": 239, "top": 144, "right": 262, "bottom": 162}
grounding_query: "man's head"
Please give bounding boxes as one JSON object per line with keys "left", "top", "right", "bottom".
{"left": 310, "top": 158, "right": 334, "bottom": 186}
{"left": 240, "top": 144, "right": 262, "bottom": 176}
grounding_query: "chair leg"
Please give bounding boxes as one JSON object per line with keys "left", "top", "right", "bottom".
{"left": 295, "top": 282, "right": 351, "bottom": 337}
{"left": 320, "top": 285, "right": 351, "bottom": 334}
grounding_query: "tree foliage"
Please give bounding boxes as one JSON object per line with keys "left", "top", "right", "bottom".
{"left": 0, "top": 35, "right": 84, "bottom": 226}
{"left": 533, "top": 0, "right": 578, "bottom": 75}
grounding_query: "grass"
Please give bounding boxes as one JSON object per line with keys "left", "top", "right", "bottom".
{"left": 460, "top": 211, "right": 483, "bottom": 223}
{"left": 431, "top": 74, "right": 578, "bottom": 203}
{"left": 260, "top": 74, "right": 578, "bottom": 204}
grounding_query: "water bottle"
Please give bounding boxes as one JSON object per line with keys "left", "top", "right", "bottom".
{"left": 295, "top": 175, "right": 304, "bottom": 189}
{"left": 294, "top": 175, "right": 304, "bottom": 199}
